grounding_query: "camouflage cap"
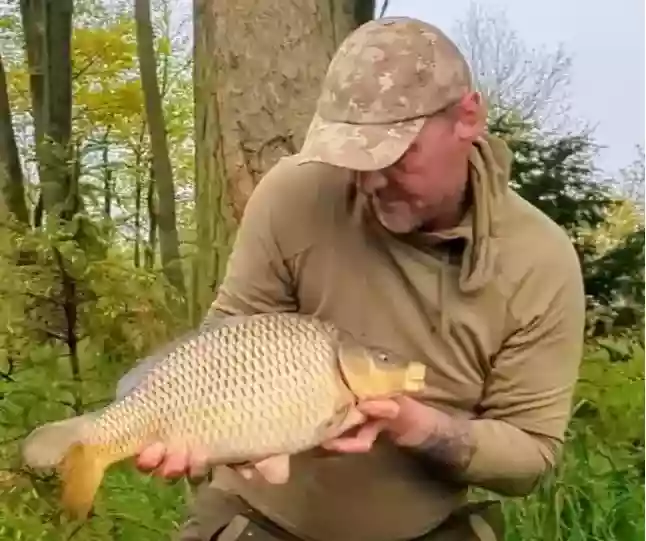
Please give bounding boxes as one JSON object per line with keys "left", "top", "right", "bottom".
{"left": 298, "top": 17, "right": 473, "bottom": 171}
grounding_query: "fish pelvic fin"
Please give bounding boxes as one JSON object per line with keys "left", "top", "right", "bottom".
{"left": 21, "top": 413, "right": 97, "bottom": 471}
{"left": 253, "top": 454, "right": 291, "bottom": 484}
{"left": 59, "top": 442, "right": 115, "bottom": 521}
{"left": 337, "top": 340, "right": 427, "bottom": 400}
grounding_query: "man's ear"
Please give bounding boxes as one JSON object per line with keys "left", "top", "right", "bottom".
{"left": 454, "top": 91, "right": 486, "bottom": 141}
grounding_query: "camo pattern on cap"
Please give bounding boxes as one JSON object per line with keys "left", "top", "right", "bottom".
{"left": 299, "top": 17, "right": 473, "bottom": 171}
{"left": 300, "top": 113, "right": 426, "bottom": 171}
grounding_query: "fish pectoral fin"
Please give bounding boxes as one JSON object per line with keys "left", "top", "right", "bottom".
{"left": 331, "top": 406, "right": 366, "bottom": 436}
{"left": 316, "top": 402, "right": 366, "bottom": 442}
{"left": 252, "top": 454, "right": 291, "bottom": 485}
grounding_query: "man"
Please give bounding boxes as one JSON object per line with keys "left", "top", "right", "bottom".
{"left": 131, "top": 16, "right": 586, "bottom": 541}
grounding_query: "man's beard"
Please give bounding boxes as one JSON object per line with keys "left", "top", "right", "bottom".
{"left": 370, "top": 195, "right": 428, "bottom": 234}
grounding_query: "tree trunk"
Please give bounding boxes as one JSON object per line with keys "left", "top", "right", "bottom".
{"left": 144, "top": 162, "right": 158, "bottom": 270}
{"left": 19, "top": 0, "right": 46, "bottom": 185}
{"left": 134, "top": 0, "right": 187, "bottom": 311}
{"left": 134, "top": 167, "right": 143, "bottom": 269}
{"left": 41, "top": 0, "right": 74, "bottom": 219}
{"left": 191, "top": 0, "right": 374, "bottom": 324}
{"left": 19, "top": 0, "right": 85, "bottom": 409}
{"left": 102, "top": 129, "right": 112, "bottom": 219}
{"left": 20, "top": 0, "right": 77, "bottom": 221}
{"left": 133, "top": 124, "right": 146, "bottom": 268}
{"left": 0, "top": 52, "right": 30, "bottom": 227}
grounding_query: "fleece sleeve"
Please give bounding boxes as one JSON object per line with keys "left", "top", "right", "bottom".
{"left": 204, "top": 157, "right": 302, "bottom": 322}
{"left": 459, "top": 241, "right": 587, "bottom": 496}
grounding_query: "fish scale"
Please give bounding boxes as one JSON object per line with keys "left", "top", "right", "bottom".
{"left": 21, "top": 311, "right": 427, "bottom": 520}
{"left": 89, "top": 314, "right": 342, "bottom": 460}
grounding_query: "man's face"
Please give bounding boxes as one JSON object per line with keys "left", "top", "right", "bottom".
{"left": 358, "top": 94, "right": 485, "bottom": 234}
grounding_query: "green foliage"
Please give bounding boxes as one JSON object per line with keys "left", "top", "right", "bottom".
{"left": 489, "top": 112, "right": 612, "bottom": 239}
{"left": 502, "top": 430, "right": 644, "bottom": 541}
{"left": 0, "top": 466, "right": 186, "bottom": 540}
{"left": 2, "top": 330, "right": 643, "bottom": 540}
{"left": 0, "top": 212, "right": 186, "bottom": 540}
{"left": 489, "top": 112, "right": 645, "bottom": 336}
{"left": 584, "top": 226, "right": 645, "bottom": 338}
{"left": 1, "top": 0, "right": 195, "bottom": 267}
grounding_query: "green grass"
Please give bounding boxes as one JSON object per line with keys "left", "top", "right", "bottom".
{"left": 494, "top": 342, "right": 645, "bottom": 541}
{"left": 1, "top": 342, "right": 643, "bottom": 540}
{"left": 499, "top": 426, "right": 644, "bottom": 541}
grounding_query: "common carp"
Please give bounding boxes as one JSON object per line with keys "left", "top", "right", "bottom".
{"left": 21, "top": 312, "right": 427, "bottom": 520}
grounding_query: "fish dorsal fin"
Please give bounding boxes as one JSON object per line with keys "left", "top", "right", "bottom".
{"left": 114, "top": 336, "right": 188, "bottom": 399}
{"left": 115, "top": 315, "right": 249, "bottom": 399}
{"left": 199, "top": 312, "right": 249, "bottom": 332}
{"left": 335, "top": 331, "right": 427, "bottom": 400}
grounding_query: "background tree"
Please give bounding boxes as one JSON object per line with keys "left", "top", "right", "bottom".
{"left": 453, "top": 1, "right": 577, "bottom": 133}
{"left": 0, "top": 51, "right": 29, "bottom": 226}
{"left": 613, "top": 145, "right": 644, "bottom": 213}
{"left": 191, "top": 0, "right": 376, "bottom": 323}
{"left": 135, "top": 0, "right": 187, "bottom": 315}
{"left": 0, "top": 3, "right": 188, "bottom": 537}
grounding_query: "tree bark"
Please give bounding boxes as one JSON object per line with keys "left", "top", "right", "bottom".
{"left": 133, "top": 123, "right": 146, "bottom": 268}
{"left": 20, "top": 0, "right": 77, "bottom": 221}
{"left": 102, "top": 129, "right": 112, "bottom": 219}
{"left": 191, "top": 0, "right": 374, "bottom": 324}
{"left": 134, "top": 0, "right": 187, "bottom": 310}
{"left": 0, "top": 52, "right": 30, "bottom": 227}
{"left": 19, "top": 0, "right": 46, "bottom": 182}
{"left": 18, "top": 0, "right": 84, "bottom": 409}
{"left": 144, "top": 161, "right": 158, "bottom": 271}
{"left": 42, "top": 0, "right": 74, "bottom": 218}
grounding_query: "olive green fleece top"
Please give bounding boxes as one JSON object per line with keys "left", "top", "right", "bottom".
{"left": 203, "top": 134, "right": 586, "bottom": 541}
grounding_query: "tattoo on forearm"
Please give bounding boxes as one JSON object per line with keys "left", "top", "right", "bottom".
{"left": 414, "top": 417, "right": 476, "bottom": 475}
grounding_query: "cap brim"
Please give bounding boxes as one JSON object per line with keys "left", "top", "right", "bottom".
{"left": 297, "top": 113, "right": 425, "bottom": 171}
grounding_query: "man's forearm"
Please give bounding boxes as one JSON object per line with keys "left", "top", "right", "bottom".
{"left": 409, "top": 410, "right": 559, "bottom": 496}
{"left": 412, "top": 410, "right": 477, "bottom": 478}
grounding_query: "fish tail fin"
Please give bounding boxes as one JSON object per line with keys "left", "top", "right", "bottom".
{"left": 59, "top": 441, "right": 114, "bottom": 520}
{"left": 21, "top": 413, "right": 97, "bottom": 471}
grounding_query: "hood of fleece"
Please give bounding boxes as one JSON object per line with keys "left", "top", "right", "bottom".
{"left": 423, "top": 133, "right": 513, "bottom": 294}
{"left": 423, "top": 133, "right": 513, "bottom": 339}
{"left": 459, "top": 133, "right": 513, "bottom": 292}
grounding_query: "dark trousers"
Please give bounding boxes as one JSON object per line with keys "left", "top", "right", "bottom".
{"left": 212, "top": 502, "right": 503, "bottom": 541}
{"left": 176, "top": 484, "right": 504, "bottom": 541}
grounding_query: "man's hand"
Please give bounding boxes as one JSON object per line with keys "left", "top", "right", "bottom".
{"left": 322, "top": 396, "right": 477, "bottom": 475}
{"left": 135, "top": 442, "right": 211, "bottom": 482}
{"left": 135, "top": 444, "right": 286, "bottom": 484}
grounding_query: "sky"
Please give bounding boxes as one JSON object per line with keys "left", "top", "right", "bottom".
{"left": 381, "top": 0, "right": 645, "bottom": 176}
